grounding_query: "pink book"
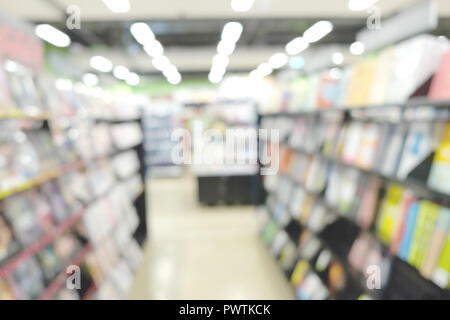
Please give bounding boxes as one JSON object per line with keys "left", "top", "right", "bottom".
{"left": 429, "top": 50, "right": 450, "bottom": 101}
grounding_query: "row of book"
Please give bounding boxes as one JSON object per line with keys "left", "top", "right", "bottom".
{"left": 260, "top": 34, "right": 450, "bottom": 114}
{"left": 262, "top": 138, "right": 449, "bottom": 295}
{"left": 262, "top": 115, "right": 450, "bottom": 195}
{"left": 0, "top": 58, "right": 142, "bottom": 121}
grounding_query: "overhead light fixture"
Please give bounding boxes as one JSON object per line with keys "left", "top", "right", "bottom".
{"left": 217, "top": 40, "right": 236, "bottom": 56}
{"left": 285, "top": 37, "right": 309, "bottom": 55}
{"left": 144, "top": 39, "right": 164, "bottom": 57}
{"left": 269, "top": 53, "right": 288, "bottom": 69}
{"left": 289, "top": 56, "right": 306, "bottom": 70}
{"left": 212, "top": 54, "right": 230, "bottom": 69}
{"left": 208, "top": 71, "right": 223, "bottom": 84}
{"left": 348, "top": 0, "right": 379, "bottom": 11}
{"left": 90, "top": 56, "right": 113, "bottom": 72}
{"left": 167, "top": 72, "right": 182, "bottom": 85}
{"left": 126, "top": 72, "right": 140, "bottom": 86}
{"left": 231, "top": 0, "right": 255, "bottom": 12}
{"left": 332, "top": 52, "right": 344, "bottom": 65}
{"left": 113, "top": 65, "right": 130, "bottom": 80}
{"left": 130, "top": 22, "right": 155, "bottom": 45}
{"left": 221, "top": 22, "right": 244, "bottom": 43}
{"left": 54, "top": 78, "right": 73, "bottom": 91}
{"left": 257, "top": 63, "right": 273, "bottom": 77}
{"left": 249, "top": 69, "right": 262, "bottom": 80}
{"left": 152, "top": 55, "right": 171, "bottom": 71}
{"left": 35, "top": 24, "right": 71, "bottom": 48}
{"left": 303, "top": 21, "right": 333, "bottom": 43}
{"left": 83, "top": 73, "right": 99, "bottom": 87}
{"left": 350, "top": 41, "right": 365, "bottom": 55}
{"left": 103, "top": 0, "right": 130, "bottom": 13}
{"left": 162, "top": 64, "right": 178, "bottom": 78}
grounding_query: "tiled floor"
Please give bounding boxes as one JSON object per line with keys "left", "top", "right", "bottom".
{"left": 127, "top": 174, "right": 294, "bottom": 300}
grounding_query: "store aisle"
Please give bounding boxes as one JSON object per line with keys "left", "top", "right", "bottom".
{"left": 128, "top": 175, "right": 294, "bottom": 300}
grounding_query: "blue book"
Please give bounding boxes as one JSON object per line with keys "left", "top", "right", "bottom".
{"left": 398, "top": 201, "right": 420, "bottom": 260}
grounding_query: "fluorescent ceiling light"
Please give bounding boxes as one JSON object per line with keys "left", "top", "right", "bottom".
{"left": 130, "top": 23, "right": 155, "bottom": 45}
{"left": 249, "top": 69, "right": 261, "bottom": 80}
{"left": 221, "top": 22, "right": 244, "bottom": 43}
{"left": 303, "top": 21, "right": 333, "bottom": 43}
{"left": 152, "top": 56, "right": 171, "bottom": 71}
{"left": 285, "top": 37, "right": 309, "bottom": 55}
{"left": 332, "top": 52, "right": 344, "bottom": 65}
{"left": 231, "top": 0, "right": 255, "bottom": 12}
{"left": 144, "top": 39, "right": 164, "bottom": 57}
{"left": 167, "top": 72, "right": 182, "bottom": 85}
{"left": 348, "top": 0, "right": 379, "bottom": 11}
{"left": 269, "top": 53, "right": 288, "bottom": 69}
{"left": 208, "top": 71, "right": 223, "bottom": 84}
{"left": 126, "top": 72, "right": 140, "bottom": 86}
{"left": 35, "top": 24, "right": 71, "bottom": 48}
{"left": 212, "top": 54, "right": 230, "bottom": 68}
{"left": 350, "top": 41, "right": 365, "bottom": 55}
{"left": 113, "top": 65, "right": 130, "bottom": 80}
{"left": 54, "top": 78, "right": 73, "bottom": 91}
{"left": 162, "top": 65, "right": 178, "bottom": 78}
{"left": 217, "top": 40, "right": 236, "bottom": 56}
{"left": 83, "top": 73, "right": 99, "bottom": 87}
{"left": 257, "top": 63, "right": 273, "bottom": 77}
{"left": 90, "top": 56, "right": 113, "bottom": 72}
{"left": 103, "top": 0, "right": 130, "bottom": 13}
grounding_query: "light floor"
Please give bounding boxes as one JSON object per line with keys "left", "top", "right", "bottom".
{"left": 128, "top": 174, "right": 294, "bottom": 300}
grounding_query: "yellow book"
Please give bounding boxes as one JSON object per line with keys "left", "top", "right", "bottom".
{"left": 345, "top": 57, "right": 377, "bottom": 107}
{"left": 377, "top": 185, "right": 404, "bottom": 244}
{"left": 432, "top": 234, "right": 450, "bottom": 289}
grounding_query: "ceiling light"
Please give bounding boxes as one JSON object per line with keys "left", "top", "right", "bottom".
{"left": 249, "top": 69, "right": 262, "bottom": 80}
{"left": 217, "top": 40, "right": 236, "bottom": 56}
{"left": 221, "top": 22, "right": 244, "bottom": 43}
{"left": 35, "top": 24, "right": 71, "bottom": 48}
{"left": 231, "top": 0, "right": 255, "bottom": 12}
{"left": 332, "top": 52, "right": 344, "bottom": 65}
{"left": 303, "top": 21, "right": 333, "bottom": 43}
{"left": 152, "top": 56, "right": 171, "bottom": 71}
{"left": 350, "top": 41, "right": 365, "bottom": 55}
{"left": 103, "top": 0, "right": 130, "bottom": 13}
{"left": 208, "top": 71, "right": 223, "bottom": 84}
{"left": 130, "top": 22, "right": 155, "bottom": 45}
{"left": 83, "top": 73, "right": 99, "bottom": 87}
{"left": 289, "top": 56, "right": 305, "bottom": 70}
{"left": 257, "top": 63, "right": 273, "bottom": 77}
{"left": 126, "top": 72, "right": 140, "bottom": 86}
{"left": 167, "top": 72, "right": 182, "bottom": 85}
{"left": 113, "top": 65, "right": 130, "bottom": 80}
{"left": 54, "top": 78, "right": 73, "bottom": 91}
{"left": 144, "top": 39, "right": 164, "bottom": 57}
{"left": 269, "top": 53, "right": 288, "bottom": 69}
{"left": 90, "top": 56, "right": 113, "bottom": 72}
{"left": 212, "top": 54, "right": 230, "bottom": 68}
{"left": 329, "top": 67, "right": 342, "bottom": 80}
{"left": 285, "top": 37, "right": 309, "bottom": 55}
{"left": 348, "top": 0, "right": 379, "bottom": 11}
{"left": 163, "top": 65, "right": 178, "bottom": 78}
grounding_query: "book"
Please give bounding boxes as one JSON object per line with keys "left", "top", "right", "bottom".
{"left": 397, "top": 201, "right": 420, "bottom": 260}
{"left": 408, "top": 201, "right": 439, "bottom": 268}
{"left": 376, "top": 184, "right": 404, "bottom": 244}
{"left": 431, "top": 233, "right": 450, "bottom": 289}
{"left": 368, "top": 46, "right": 396, "bottom": 105}
{"left": 355, "top": 176, "right": 382, "bottom": 230}
{"left": 428, "top": 50, "right": 450, "bottom": 101}
{"left": 396, "top": 122, "right": 433, "bottom": 180}
{"left": 345, "top": 58, "right": 377, "bottom": 107}
{"left": 316, "top": 72, "right": 340, "bottom": 108}
{"left": 355, "top": 123, "right": 382, "bottom": 170}
{"left": 421, "top": 207, "right": 450, "bottom": 279}
{"left": 390, "top": 191, "right": 415, "bottom": 254}
{"left": 427, "top": 122, "right": 450, "bottom": 194}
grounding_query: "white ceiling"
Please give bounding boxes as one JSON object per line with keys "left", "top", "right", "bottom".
{"left": 2, "top": 0, "right": 450, "bottom": 77}
{"left": 2, "top": 0, "right": 450, "bottom": 21}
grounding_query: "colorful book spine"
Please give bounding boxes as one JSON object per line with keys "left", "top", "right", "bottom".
{"left": 390, "top": 192, "right": 415, "bottom": 254}
{"left": 397, "top": 201, "right": 420, "bottom": 260}
{"left": 408, "top": 201, "right": 439, "bottom": 268}
{"left": 421, "top": 208, "right": 450, "bottom": 279}
{"left": 431, "top": 234, "right": 450, "bottom": 289}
